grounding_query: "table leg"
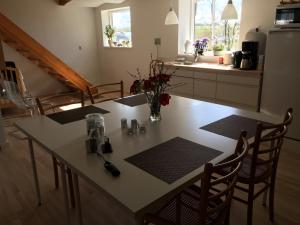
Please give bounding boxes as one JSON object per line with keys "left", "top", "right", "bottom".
{"left": 257, "top": 74, "right": 264, "bottom": 112}
{"left": 73, "top": 173, "right": 83, "bottom": 225}
{"left": 28, "top": 138, "right": 42, "bottom": 206}
{"left": 60, "top": 163, "right": 72, "bottom": 225}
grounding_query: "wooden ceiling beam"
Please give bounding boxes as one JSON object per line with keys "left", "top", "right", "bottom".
{"left": 58, "top": 0, "right": 72, "bottom": 6}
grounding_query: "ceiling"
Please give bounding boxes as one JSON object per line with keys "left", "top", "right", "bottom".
{"left": 67, "top": 0, "right": 126, "bottom": 7}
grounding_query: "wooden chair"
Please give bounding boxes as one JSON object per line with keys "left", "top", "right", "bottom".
{"left": 225, "top": 108, "right": 293, "bottom": 225}
{"left": 35, "top": 91, "right": 85, "bottom": 115}
{"left": 87, "top": 81, "right": 124, "bottom": 104}
{"left": 1, "top": 66, "right": 33, "bottom": 111}
{"left": 1, "top": 66, "right": 25, "bottom": 93}
{"left": 35, "top": 92, "right": 86, "bottom": 208}
{"left": 143, "top": 131, "right": 249, "bottom": 225}
{"left": 1, "top": 66, "right": 36, "bottom": 140}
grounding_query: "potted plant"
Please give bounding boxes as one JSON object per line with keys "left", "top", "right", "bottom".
{"left": 194, "top": 38, "right": 209, "bottom": 55}
{"left": 213, "top": 44, "right": 225, "bottom": 56}
{"left": 104, "top": 25, "right": 115, "bottom": 47}
{"left": 193, "top": 38, "right": 209, "bottom": 62}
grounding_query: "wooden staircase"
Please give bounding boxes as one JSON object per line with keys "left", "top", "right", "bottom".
{"left": 0, "top": 12, "right": 91, "bottom": 91}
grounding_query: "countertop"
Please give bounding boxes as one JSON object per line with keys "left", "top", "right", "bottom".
{"left": 165, "top": 62, "right": 263, "bottom": 76}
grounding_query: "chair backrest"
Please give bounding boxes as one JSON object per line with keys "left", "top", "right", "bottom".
{"left": 249, "top": 108, "right": 293, "bottom": 182}
{"left": 87, "top": 81, "right": 124, "bottom": 104}
{"left": 36, "top": 91, "right": 84, "bottom": 115}
{"left": 1, "top": 66, "right": 30, "bottom": 108}
{"left": 199, "top": 131, "right": 249, "bottom": 224}
{"left": 1, "top": 67, "right": 25, "bottom": 96}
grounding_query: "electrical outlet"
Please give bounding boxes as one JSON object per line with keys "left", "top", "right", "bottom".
{"left": 154, "top": 38, "right": 161, "bottom": 45}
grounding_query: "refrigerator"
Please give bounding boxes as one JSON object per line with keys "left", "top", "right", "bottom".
{"left": 261, "top": 29, "right": 300, "bottom": 141}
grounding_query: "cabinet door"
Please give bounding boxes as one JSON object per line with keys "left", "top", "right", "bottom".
{"left": 193, "top": 72, "right": 217, "bottom": 100}
{"left": 194, "top": 79, "right": 216, "bottom": 100}
{"left": 169, "top": 75, "right": 194, "bottom": 98}
{"left": 216, "top": 74, "right": 260, "bottom": 107}
{"left": 173, "top": 69, "right": 194, "bottom": 78}
{"left": 216, "top": 83, "right": 259, "bottom": 107}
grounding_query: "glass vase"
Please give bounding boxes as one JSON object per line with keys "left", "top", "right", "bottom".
{"left": 149, "top": 99, "right": 161, "bottom": 122}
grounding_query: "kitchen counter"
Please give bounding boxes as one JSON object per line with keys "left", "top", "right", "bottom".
{"left": 165, "top": 62, "right": 263, "bottom": 77}
{"left": 164, "top": 62, "right": 263, "bottom": 112}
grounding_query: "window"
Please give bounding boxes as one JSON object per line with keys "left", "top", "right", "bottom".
{"left": 101, "top": 7, "right": 132, "bottom": 48}
{"left": 193, "top": 0, "right": 242, "bottom": 51}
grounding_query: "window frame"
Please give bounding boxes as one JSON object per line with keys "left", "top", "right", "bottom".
{"left": 101, "top": 6, "right": 132, "bottom": 48}
{"left": 191, "top": 0, "right": 242, "bottom": 52}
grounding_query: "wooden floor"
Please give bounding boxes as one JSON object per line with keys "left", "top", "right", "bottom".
{"left": 0, "top": 125, "right": 300, "bottom": 225}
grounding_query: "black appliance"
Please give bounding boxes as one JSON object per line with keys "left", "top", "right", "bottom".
{"left": 232, "top": 51, "right": 243, "bottom": 68}
{"left": 241, "top": 41, "right": 259, "bottom": 70}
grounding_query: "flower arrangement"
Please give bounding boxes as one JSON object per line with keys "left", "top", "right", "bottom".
{"left": 130, "top": 60, "right": 174, "bottom": 121}
{"left": 193, "top": 38, "right": 209, "bottom": 56}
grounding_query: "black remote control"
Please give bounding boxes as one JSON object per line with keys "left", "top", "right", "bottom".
{"left": 104, "top": 161, "right": 120, "bottom": 177}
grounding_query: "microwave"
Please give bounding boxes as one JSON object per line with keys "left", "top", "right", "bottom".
{"left": 275, "top": 4, "right": 300, "bottom": 28}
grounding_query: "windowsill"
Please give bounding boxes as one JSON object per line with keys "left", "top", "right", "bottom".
{"left": 103, "top": 46, "right": 133, "bottom": 49}
{"left": 178, "top": 51, "right": 233, "bottom": 63}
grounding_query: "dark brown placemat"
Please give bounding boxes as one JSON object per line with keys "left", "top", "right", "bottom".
{"left": 47, "top": 105, "right": 110, "bottom": 124}
{"left": 114, "top": 94, "right": 147, "bottom": 107}
{"left": 125, "top": 137, "right": 222, "bottom": 184}
{"left": 200, "top": 115, "right": 273, "bottom": 140}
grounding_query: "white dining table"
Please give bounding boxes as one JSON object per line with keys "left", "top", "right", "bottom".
{"left": 14, "top": 95, "right": 281, "bottom": 225}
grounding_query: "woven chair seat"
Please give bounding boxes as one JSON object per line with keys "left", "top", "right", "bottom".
{"left": 218, "top": 154, "right": 272, "bottom": 184}
{"left": 153, "top": 185, "right": 223, "bottom": 225}
{"left": 237, "top": 155, "right": 272, "bottom": 183}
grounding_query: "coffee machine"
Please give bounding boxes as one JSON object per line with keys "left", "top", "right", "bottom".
{"left": 240, "top": 41, "right": 259, "bottom": 70}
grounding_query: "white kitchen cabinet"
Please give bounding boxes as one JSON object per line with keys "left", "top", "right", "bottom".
{"left": 216, "top": 74, "right": 260, "bottom": 107}
{"left": 216, "top": 83, "right": 259, "bottom": 107}
{"left": 173, "top": 69, "right": 194, "bottom": 78}
{"left": 217, "top": 74, "right": 260, "bottom": 86}
{"left": 193, "top": 72, "right": 217, "bottom": 100}
{"left": 166, "top": 64, "right": 262, "bottom": 111}
{"left": 170, "top": 75, "right": 194, "bottom": 98}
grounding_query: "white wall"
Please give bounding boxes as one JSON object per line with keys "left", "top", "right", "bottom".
{"left": 0, "top": 0, "right": 100, "bottom": 95}
{"left": 96, "top": 0, "right": 178, "bottom": 93}
{"left": 239, "top": 0, "right": 280, "bottom": 44}
{"left": 0, "top": 0, "right": 279, "bottom": 96}
{"left": 96, "top": 0, "right": 281, "bottom": 93}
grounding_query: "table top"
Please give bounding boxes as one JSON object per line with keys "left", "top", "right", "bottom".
{"left": 14, "top": 95, "right": 281, "bottom": 217}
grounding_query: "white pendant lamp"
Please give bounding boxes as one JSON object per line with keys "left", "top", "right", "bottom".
{"left": 165, "top": 0, "right": 178, "bottom": 25}
{"left": 221, "top": 0, "right": 238, "bottom": 20}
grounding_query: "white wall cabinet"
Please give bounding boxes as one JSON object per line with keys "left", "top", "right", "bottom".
{"left": 169, "top": 67, "right": 262, "bottom": 111}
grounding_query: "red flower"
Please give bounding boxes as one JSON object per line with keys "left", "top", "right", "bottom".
{"left": 158, "top": 74, "right": 171, "bottom": 82}
{"left": 144, "top": 79, "right": 154, "bottom": 91}
{"left": 159, "top": 93, "right": 171, "bottom": 106}
{"left": 149, "top": 76, "right": 158, "bottom": 82}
